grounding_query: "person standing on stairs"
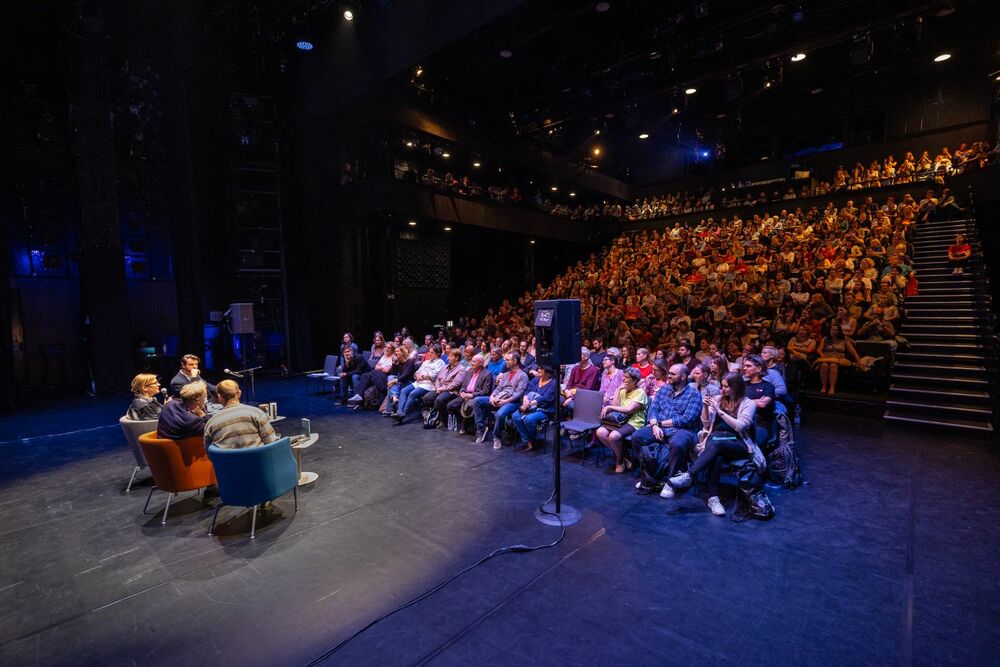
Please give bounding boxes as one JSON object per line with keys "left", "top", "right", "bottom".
{"left": 947, "top": 234, "right": 972, "bottom": 275}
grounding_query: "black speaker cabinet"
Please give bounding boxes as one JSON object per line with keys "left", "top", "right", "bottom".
{"left": 534, "top": 299, "right": 581, "bottom": 367}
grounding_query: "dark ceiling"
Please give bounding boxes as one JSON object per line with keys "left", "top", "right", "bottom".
{"left": 397, "top": 0, "right": 1000, "bottom": 183}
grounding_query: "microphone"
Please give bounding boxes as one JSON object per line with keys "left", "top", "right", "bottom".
{"left": 224, "top": 368, "right": 244, "bottom": 377}
{"left": 160, "top": 388, "right": 168, "bottom": 403}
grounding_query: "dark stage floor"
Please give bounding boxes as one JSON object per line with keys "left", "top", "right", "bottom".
{"left": 1, "top": 378, "right": 998, "bottom": 666}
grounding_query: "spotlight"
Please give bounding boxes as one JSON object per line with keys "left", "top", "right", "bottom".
{"left": 472, "top": 161, "right": 480, "bottom": 167}
{"left": 408, "top": 220, "right": 417, "bottom": 226}
{"left": 672, "top": 107, "right": 680, "bottom": 114}
{"left": 791, "top": 52, "right": 806, "bottom": 62}
{"left": 530, "top": 240, "right": 536, "bottom": 244}
{"left": 296, "top": 41, "right": 314, "bottom": 51}
{"left": 700, "top": 150, "right": 710, "bottom": 158}
{"left": 595, "top": 2, "right": 611, "bottom": 12}
{"left": 569, "top": 192, "right": 576, "bottom": 197}
{"left": 414, "top": 65, "right": 423, "bottom": 77}
{"left": 500, "top": 49, "right": 513, "bottom": 59}
{"left": 638, "top": 133, "right": 649, "bottom": 139}
{"left": 934, "top": 53, "right": 951, "bottom": 62}
{"left": 442, "top": 152, "right": 450, "bottom": 158}
{"left": 405, "top": 140, "right": 414, "bottom": 147}
{"left": 685, "top": 87, "right": 697, "bottom": 95}
{"left": 594, "top": 129, "right": 601, "bottom": 135}
{"left": 589, "top": 164, "right": 599, "bottom": 169}
{"left": 592, "top": 146, "right": 602, "bottom": 156}
{"left": 343, "top": 9, "right": 354, "bottom": 21}
{"left": 444, "top": 226, "right": 452, "bottom": 231}
{"left": 551, "top": 186, "right": 558, "bottom": 191}
{"left": 765, "top": 81, "right": 772, "bottom": 88}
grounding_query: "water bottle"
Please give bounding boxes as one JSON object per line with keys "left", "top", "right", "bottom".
{"left": 794, "top": 404, "right": 802, "bottom": 426}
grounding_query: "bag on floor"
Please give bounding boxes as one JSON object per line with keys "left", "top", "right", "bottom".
{"left": 638, "top": 443, "right": 672, "bottom": 489}
{"left": 422, "top": 408, "right": 440, "bottom": 429}
{"left": 767, "top": 412, "right": 803, "bottom": 489}
{"left": 731, "top": 459, "right": 774, "bottom": 522}
{"left": 363, "top": 386, "right": 384, "bottom": 411}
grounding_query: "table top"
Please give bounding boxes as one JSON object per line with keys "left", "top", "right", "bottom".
{"left": 291, "top": 433, "right": 319, "bottom": 449}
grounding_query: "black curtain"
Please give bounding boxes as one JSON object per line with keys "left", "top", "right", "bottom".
{"left": 79, "top": 245, "right": 133, "bottom": 394}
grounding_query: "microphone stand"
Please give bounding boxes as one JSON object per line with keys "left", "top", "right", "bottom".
{"left": 229, "top": 365, "right": 262, "bottom": 401}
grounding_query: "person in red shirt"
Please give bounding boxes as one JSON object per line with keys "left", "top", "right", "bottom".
{"left": 631, "top": 347, "right": 654, "bottom": 379}
{"left": 948, "top": 233, "right": 972, "bottom": 275}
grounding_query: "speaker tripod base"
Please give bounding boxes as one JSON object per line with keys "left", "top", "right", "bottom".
{"left": 534, "top": 502, "right": 581, "bottom": 526}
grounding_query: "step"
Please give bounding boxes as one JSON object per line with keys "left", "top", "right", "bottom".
{"left": 885, "top": 400, "right": 994, "bottom": 418}
{"left": 905, "top": 307, "right": 976, "bottom": 315}
{"left": 896, "top": 351, "right": 984, "bottom": 363}
{"left": 889, "top": 385, "right": 992, "bottom": 404}
{"left": 903, "top": 341, "right": 983, "bottom": 352}
{"left": 904, "top": 332, "right": 980, "bottom": 341}
{"left": 911, "top": 287, "right": 975, "bottom": 293}
{"left": 917, "top": 279, "right": 975, "bottom": 288}
{"left": 901, "top": 327, "right": 979, "bottom": 336}
{"left": 901, "top": 299, "right": 975, "bottom": 306}
{"left": 904, "top": 315, "right": 976, "bottom": 322}
{"left": 884, "top": 413, "right": 994, "bottom": 433}
{"left": 891, "top": 372, "right": 988, "bottom": 388}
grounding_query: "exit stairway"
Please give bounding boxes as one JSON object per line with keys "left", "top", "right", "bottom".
{"left": 884, "top": 217, "right": 995, "bottom": 433}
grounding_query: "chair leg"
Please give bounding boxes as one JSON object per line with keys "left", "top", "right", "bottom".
{"left": 161, "top": 493, "right": 174, "bottom": 525}
{"left": 293, "top": 486, "right": 298, "bottom": 512}
{"left": 250, "top": 505, "right": 258, "bottom": 539}
{"left": 126, "top": 465, "right": 142, "bottom": 493}
{"left": 142, "top": 486, "right": 158, "bottom": 514}
{"left": 208, "top": 504, "right": 223, "bottom": 535}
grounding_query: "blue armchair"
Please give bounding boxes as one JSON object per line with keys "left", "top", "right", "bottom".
{"left": 207, "top": 437, "right": 299, "bottom": 538}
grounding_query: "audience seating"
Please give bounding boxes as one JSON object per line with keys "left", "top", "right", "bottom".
{"left": 560, "top": 389, "right": 605, "bottom": 465}
{"left": 119, "top": 416, "right": 157, "bottom": 493}
{"left": 207, "top": 437, "right": 299, "bottom": 539}
{"left": 306, "top": 354, "right": 339, "bottom": 394}
{"left": 138, "top": 432, "right": 217, "bottom": 525}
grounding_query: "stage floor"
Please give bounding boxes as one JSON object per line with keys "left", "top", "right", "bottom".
{"left": 1, "top": 378, "right": 998, "bottom": 665}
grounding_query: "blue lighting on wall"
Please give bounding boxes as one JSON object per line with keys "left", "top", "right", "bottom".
{"left": 296, "top": 41, "right": 314, "bottom": 51}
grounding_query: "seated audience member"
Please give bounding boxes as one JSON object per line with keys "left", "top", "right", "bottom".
{"left": 688, "top": 362, "right": 720, "bottom": 399}
{"left": 759, "top": 345, "right": 790, "bottom": 408}
{"left": 816, "top": 321, "right": 862, "bottom": 395}
{"left": 169, "top": 354, "right": 216, "bottom": 398}
{"left": 589, "top": 336, "right": 608, "bottom": 370}
{"left": 518, "top": 340, "right": 538, "bottom": 376}
{"left": 486, "top": 347, "right": 506, "bottom": 377}
{"left": 948, "top": 233, "right": 971, "bottom": 275}
{"left": 632, "top": 364, "right": 703, "bottom": 494}
{"left": 448, "top": 354, "right": 494, "bottom": 432}
{"left": 204, "top": 380, "right": 277, "bottom": 449}
{"left": 127, "top": 373, "right": 163, "bottom": 420}
{"left": 384, "top": 344, "right": 417, "bottom": 416}
{"left": 351, "top": 342, "right": 397, "bottom": 409}
{"left": 631, "top": 347, "right": 654, "bottom": 379}
{"left": 369, "top": 331, "right": 387, "bottom": 363}
{"left": 561, "top": 347, "right": 599, "bottom": 411}
{"left": 338, "top": 347, "right": 371, "bottom": 405}
{"left": 510, "top": 364, "right": 558, "bottom": 451}
{"left": 742, "top": 355, "right": 776, "bottom": 445}
{"left": 157, "top": 382, "right": 209, "bottom": 440}
{"left": 666, "top": 373, "right": 759, "bottom": 517}
{"left": 676, "top": 340, "right": 699, "bottom": 374}
{"left": 421, "top": 349, "right": 466, "bottom": 428}
{"left": 473, "top": 352, "right": 528, "bottom": 448}
{"left": 786, "top": 326, "right": 817, "bottom": 395}
{"left": 595, "top": 368, "right": 648, "bottom": 474}
{"left": 391, "top": 344, "right": 444, "bottom": 423}
{"left": 340, "top": 332, "right": 359, "bottom": 357}
{"left": 598, "top": 349, "right": 624, "bottom": 405}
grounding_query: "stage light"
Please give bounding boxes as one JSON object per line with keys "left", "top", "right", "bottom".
{"left": 685, "top": 87, "right": 696, "bottom": 95}
{"left": 791, "top": 52, "right": 806, "bottom": 62}
{"left": 414, "top": 65, "right": 423, "bottom": 77}
{"left": 551, "top": 186, "right": 558, "bottom": 191}
{"left": 594, "top": 129, "right": 601, "bottom": 135}
{"left": 589, "top": 164, "right": 598, "bottom": 169}
{"left": 444, "top": 226, "right": 452, "bottom": 231}
{"left": 592, "top": 146, "right": 602, "bottom": 156}
{"left": 408, "top": 220, "right": 417, "bottom": 226}
{"left": 500, "top": 49, "right": 513, "bottom": 59}
{"left": 765, "top": 81, "right": 772, "bottom": 88}
{"left": 473, "top": 161, "right": 481, "bottom": 167}
{"left": 672, "top": 107, "right": 679, "bottom": 114}
{"left": 595, "top": 2, "right": 610, "bottom": 12}
{"left": 530, "top": 240, "right": 536, "bottom": 244}
{"left": 700, "top": 150, "right": 710, "bottom": 158}
{"left": 442, "top": 152, "right": 450, "bottom": 158}
{"left": 296, "top": 41, "right": 314, "bottom": 51}
{"left": 405, "top": 140, "right": 414, "bottom": 147}
{"left": 934, "top": 53, "right": 951, "bottom": 62}
{"left": 638, "top": 133, "right": 649, "bottom": 139}
{"left": 569, "top": 192, "right": 576, "bottom": 197}
{"left": 343, "top": 9, "right": 354, "bottom": 21}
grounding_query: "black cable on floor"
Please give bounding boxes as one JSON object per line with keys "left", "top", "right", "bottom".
{"left": 303, "top": 492, "right": 566, "bottom": 666}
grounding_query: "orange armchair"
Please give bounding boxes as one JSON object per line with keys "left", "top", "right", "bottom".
{"left": 138, "top": 432, "right": 217, "bottom": 525}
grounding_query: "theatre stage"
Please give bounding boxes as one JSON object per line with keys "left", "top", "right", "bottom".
{"left": 0, "top": 378, "right": 997, "bottom": 665}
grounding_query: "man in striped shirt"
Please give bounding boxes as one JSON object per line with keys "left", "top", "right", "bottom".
{"left": 204, "top": 380, "right": 277, "bottom": 449}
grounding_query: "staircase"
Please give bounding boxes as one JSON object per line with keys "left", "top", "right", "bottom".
{"left": 884, "top": 217, "right": 995, "bottom": 434}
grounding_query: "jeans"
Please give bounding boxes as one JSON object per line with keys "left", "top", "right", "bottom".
{"left": 631, "top": 427, "right": 697, "bottom": 481}
{"left": 688, "top": 435, "right": 749, "bottom": 496}
{"left": 340, "top": 373, "right": 362, "bottom": 401}
{"left": 492, "top": 403, "right": 519, "bottom": 440}
{"left": 511, "top": 409, "right": 552, "bottom": 444}
{"left": 473, "top": 397, "right": 518, "bottom": 438}
{"left": 397, "top": 385, "right": 429, "bottom": 417}
{"left": 423, "top": 390, "right": 457, "bottom": 417}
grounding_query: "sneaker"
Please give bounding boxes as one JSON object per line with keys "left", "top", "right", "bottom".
{"left": 659, "top": 484, "right": 675, "bottom": 499}
{"left": 349, "top": 394, "right": 362, "bottom": 403}
{"left": 475, "top": 430, "right": 488, "bottom": 443}
{"left": 668, "top": 471, "right": 692, "bottom": 488}
{"left": 492, "top": 437, "right": 503, "bottom": 450}
{"left": 390, "top": 413, "right": 404, "bottom": 422}
{"left": 707, "top": 496, "right": 725, "bottom": 516}
{"left": 421, "top": 409, "right": 430, "bottom": 422}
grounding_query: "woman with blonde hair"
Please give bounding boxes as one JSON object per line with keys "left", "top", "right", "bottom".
{"left": 127, "top": 373, "right": 163, "bottom": 420}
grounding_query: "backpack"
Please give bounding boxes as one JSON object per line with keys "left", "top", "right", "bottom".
{"left": 638, "top": 443, "right": 673, "bottom": 489}
{"left": 731, "top": 459, "right": 775, "bottom": 522}
{"left": 767, "top": 412, "right": 803, "bottom": 489}
{"left": 362, "top": 386, "right": 384, "bottom": 411}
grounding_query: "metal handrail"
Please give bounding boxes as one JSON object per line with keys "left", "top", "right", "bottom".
{"left": 965, "top": 188, "right": 999, "bottom": 429}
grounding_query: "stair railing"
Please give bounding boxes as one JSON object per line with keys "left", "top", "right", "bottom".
{"left": 965, "top": 188, "right": 999, "bottom": 429}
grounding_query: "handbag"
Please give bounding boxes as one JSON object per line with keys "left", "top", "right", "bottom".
{"left": 602, "top": 410, "right": 629, "bottom": 427}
